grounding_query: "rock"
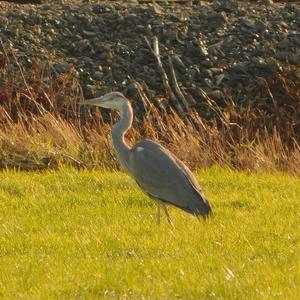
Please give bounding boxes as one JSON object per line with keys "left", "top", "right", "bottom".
{"left": 277, "top": 39, "right": 290, "bottom": 49}
{"left": 203, "top": 69, "right": 213, "bottom": 79}
{"left": 93, "top": 71, "right": 103, "bottom": 81}
{"left": 252, "top": 57, "right": 266, "bottom": 67}
{"left": 206, "top": 12, "right": 228, "bottom": 27}
{"left": 208, "top": 40, "right": 224, "bottom": 54}
{"left": 232, "top": 62, "right": 248, "bottom": 73}
{"left": 81, "top": 56, "right": 94, "bottom": 66}
{"left": 8, "top": 1, "right": 42, "bottom": 3}
{"left": 53, "top": 62, "right": 69, "bottom": 73}
{"left": 250, "top": 56, "right": 280, "bottom": 74}
{"left": 254, "top": 20, "right": 267, "bottom": 32}
{"left": 288, "top": 54, "right": 300, "bottom": 65}
{"left": 209, "top": 68, "right": 223, "bottom": 74}
{"left": 204, "top": 78, "right": 214, "bottom": 88}
{"left": 92, "top": 4, "right": 108, "bottom": 14}
{"left": 261, "top": 0, "right": 273, "bottom": 6}
{"left": 163, "top": 29, "right": 178, "bottom": 42}
{"left": 212, "top": 0, "right": 239, "bottom": 13}
{"left": 239, "top": 18, "right": 254, "bottom": 28}
{"left": 277, "top": 51, "right": 289, "bottom": 61}
{"left": 215, "top": 74, "right": 225, "bottom": 86}
{"left": 201, "top": 58, "right": 214, "bottom": 68}
{"left": 82, "top": 30, "right": 97, "bottom": 38}
{"left": 77, "top": 39, "right": 92, "bottom": 53}
{"left": 187, "top": 41, "right": 208, "bottom": 60}
{"left": 148, "top": 3, "right": 162, "bottom": 15}
{"left": 79, "top": 69, "right": 94, "bottom": 84}
{"left": 207, "top": 90, "right": 224, "bottom": 102}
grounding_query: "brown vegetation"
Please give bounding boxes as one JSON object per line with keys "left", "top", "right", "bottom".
{"left": 0, "top": 44, "right": 299, "bottom": 174}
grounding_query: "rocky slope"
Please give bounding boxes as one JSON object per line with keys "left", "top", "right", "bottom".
{"left": 0, "top": 0, "right": 299, "bottom": 114}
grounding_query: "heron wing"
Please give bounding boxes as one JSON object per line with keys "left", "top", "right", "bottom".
{"left": 129, "top": 139, "right": 203, "bottom": 211}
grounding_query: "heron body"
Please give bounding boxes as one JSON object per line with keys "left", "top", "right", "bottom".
{"left": 80, "top": 92, "right": 212, "bottom": 223}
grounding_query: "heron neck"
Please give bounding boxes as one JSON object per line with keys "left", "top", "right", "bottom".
{"left": 111, "top": 102, "right": 133, "bottom": 171}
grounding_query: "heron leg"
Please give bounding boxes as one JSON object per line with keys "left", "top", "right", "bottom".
{"left": 162, "top": 204, "right": 174, "bottom": 227}
{"left": 157, "top": 203, "right": 161, "bottom": 225}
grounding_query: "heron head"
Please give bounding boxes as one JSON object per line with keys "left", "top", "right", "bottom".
{"left": 79, "top": 92, "right": 128, "bottom": 110}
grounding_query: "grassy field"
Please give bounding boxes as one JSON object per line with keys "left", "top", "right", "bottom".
{"left": 0, "top": 167, "right": 299, "bottom": 299}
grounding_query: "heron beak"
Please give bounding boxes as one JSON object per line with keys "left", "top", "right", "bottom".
{"left": 79, "top": 95, "right": 109, "bottom": 107}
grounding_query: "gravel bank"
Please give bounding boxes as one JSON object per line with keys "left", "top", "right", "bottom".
{"left": 0, "top": 0, "right": 299, "bottom": 113}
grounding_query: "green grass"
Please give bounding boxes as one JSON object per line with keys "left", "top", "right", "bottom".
{"left": 0, "top": 167, "right": 299, "bottom": 299}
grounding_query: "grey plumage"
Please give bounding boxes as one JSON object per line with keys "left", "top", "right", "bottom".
{"left": 80, "top": 92, "right": 212, "bottom": 223}
{"left": 130, "top": 140, "right": 211, "bottom": 215}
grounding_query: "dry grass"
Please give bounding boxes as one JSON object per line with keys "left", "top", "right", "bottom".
{"left": 0, "top": 44, "right": 299, "bottom": 174}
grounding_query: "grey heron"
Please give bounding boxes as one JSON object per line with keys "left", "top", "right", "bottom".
{"left": 80, "top": 92, "right": 212, "bottom": 224}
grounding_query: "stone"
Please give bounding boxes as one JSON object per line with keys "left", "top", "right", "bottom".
{"left": 94, "top": 71, "right": 103, "bottom": 81}
{"left": 254, "top": 20, "right": 267, "bottom": 32}
{"left": 288, "top": 54, "right": 300, "bottom": 65}
{"left": 212, "top": 0, "right": 239, "bottom": 13}
{"left": 206, "top": 12, "right": 228, "bottom": 27}
{"left": 215, "top": 74, "right": 225, "bottom": 86}
{"left": 204, "top": 78, "right": 214, "bottom": 88}
{"left": 53, "top": 62, "right": 69, "bottom": 73}
{"left": 207, "top": 90, "right": 224, "bottom": 102}
{"left": 261, "top": 0, "right": 273, "bottom": 6}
